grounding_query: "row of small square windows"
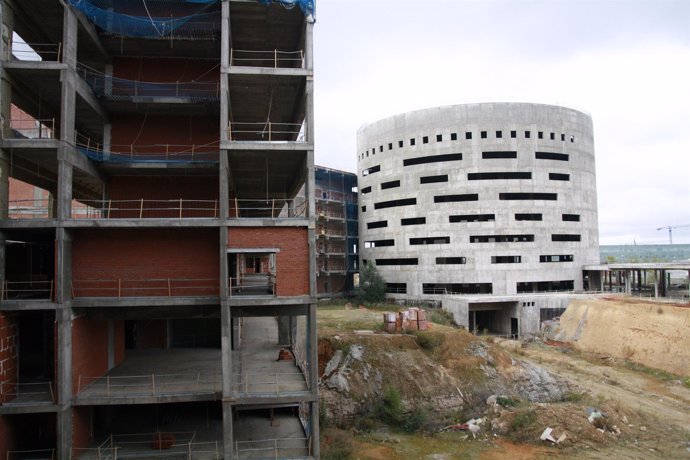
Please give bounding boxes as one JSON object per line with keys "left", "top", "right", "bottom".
{"left": 380, "top": 281, "right": 575, "bottom": 295}
{"left": 360, "top": 254, "right": 574, "bottom": 263}
{"left": 366, "top": 213, "right": 580, "bottom": 228}
{"left": 360, "top": 130, "right": 576, "bottom": 160}
{"left": 363, "top": 234, "right": 581, "bottom": 246}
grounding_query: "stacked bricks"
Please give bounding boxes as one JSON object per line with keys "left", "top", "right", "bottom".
{"left": 228, "top": 227, "right": 309, "bottom": 297}
{"left": 0, "top": 312, "right": 18, "bottom": 403}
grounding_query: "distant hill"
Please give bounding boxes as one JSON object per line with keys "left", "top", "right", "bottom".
{"left": 600, "top": 244, "right": 690, "bottom": 263}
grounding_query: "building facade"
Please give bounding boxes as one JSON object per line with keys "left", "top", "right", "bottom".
{"left": 358, "top": 103, "right": 599, "bottom": 335}
{"left": 315, "top": 166, "right": 358, "bottom": 297}
{"left": 0, "top": 0, "right": 318, "bottom": 458}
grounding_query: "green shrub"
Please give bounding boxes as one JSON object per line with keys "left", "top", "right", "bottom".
{"left": 428, "top": 309, "right": 455, "bottom": 326}
{"left": 414, "top": 331, "right": 445, "bottom": 352}
{"left": 321, "top": 432, "right": 353, "bottom": 460}
{"left": 357, "top": 263, "right": 386, "bottom": 304}
{"left": 507, "top": 408, "right": 537, "bottom": 442}
{"left": 496, "top": 396, "right": 519, "bottom": 408}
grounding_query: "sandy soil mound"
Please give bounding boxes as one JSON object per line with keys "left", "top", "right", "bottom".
{"left": 552, "top": 298, "right": 689, "bottom": 376}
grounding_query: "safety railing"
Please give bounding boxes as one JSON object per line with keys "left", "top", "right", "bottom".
{"left": 230, "top": 49, "right": 305, "bottom": 69}
{"left": 228, "top": 275, "right": 275, "bottom": 297}
{"left": 71, "top": 278, "right": 219, "bottom": 298}
{"left": 69, "top": 446, "right": 118, "bottom": 460}
{"left": 228, "top": 121, "right": 305, "bottom": 142}
{"left": 230, "top": 198, "right": 307, "bottom": 218}
{"left": 316, "top": 210, "right": 345, "bottom": 220}
{"left": 2, "top": 118, "right": 56, "bottom": 139}
{"left": 318, "top": 264, "right": 346, "bottom": 273}
{"left": 1, "top": 280, "right": 54, "bottom": 301}
{"left": 77, "top": 142, "right": 220, "bottom": 163}
{"left": 232, "top": 371, "right": 307, "bottom": 396}
{"left": 234, "top": 437, "right": 312, "bottom": 460}
{"left": 317, "top": 227, "right": 346, "bottom": 237}
{"left": 6, "top": 449, "right": 56, "bottom": 460}
{"left": 0, "top": 381, "right": 55, "bottom": 404}
{"left": 76, "top": 373, "right": 222, "bottom": 399}
{"left": 10, "top": 41, "right": 61, "bottom": 62}
{"left": 74, "top": 199, "right": 219, "bottom": 219}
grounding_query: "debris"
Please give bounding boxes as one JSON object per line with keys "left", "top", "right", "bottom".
{"left": 540, "top": 427, "right": 567, "bottom": 444}
{"left": 486, "top": 395, "right": 498, "bottom": 406}
{"left": 585, "top": 407, "right": 607, "bottom": 424}
{"left": 466, "top": 418, "right": 483, "bottom": 438}
{"left": 556, "top": 433, "right": 568, "bottom": 444}
{"left": 640, "top": 426, "right": 647, "bottom": 432}
{"left": 382, "top": 308, "right": 428, "bottom": 332}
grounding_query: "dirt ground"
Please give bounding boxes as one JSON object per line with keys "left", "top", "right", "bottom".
{"left": 318, "top": 303, "right": 690, "bottom": 459}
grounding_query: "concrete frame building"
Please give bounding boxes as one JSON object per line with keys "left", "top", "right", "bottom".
{"left": 0, "top": 0, "right": 318, "bottom": 458}
{"left": 315, "top": 166, "right": 358, "bottom": 297}
{"left": 358, "top": 103, "right": 599, "bottom": 336}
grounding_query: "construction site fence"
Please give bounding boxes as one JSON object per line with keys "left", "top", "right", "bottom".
{"left": 228, "top": 121, "right": 305, "bottom": 142}
{"left": 232, "top": 371, "right": 307, "bottom": 395}
{"left": 1, "top": 280, "right": 54, "bottom": 301}
{"left": 10, "top": 41, "right": 61, "bottom": 62}
{"left": 6, "top": 449, "right": 55, "bottom": 460}
{"left": 234, "top": 437, "right": 312, "bottom": 460}
{"left": 71, "top": 278, "right": 219, "bottom": 298}
{"left": 230, "top": 48, "right": 304, "bottom": 68}
{"left": 77, "top": 373, "right": 222, "bottom": 399}
{"left": 3, "top": 118, "right": 55, "bottom": 139}
{"left": 0, "top": 381, "right": 55, "bottom": 404}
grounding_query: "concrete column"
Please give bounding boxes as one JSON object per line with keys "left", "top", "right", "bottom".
{"left": 58, "top": 8, "right": 78, "bottom": 222}
{"left": 222, "top": 401, "right": 234, "bottom": 460}
{"left": 56, "top": 307, "right": 72, "bottom": 459}
{"left": 0, "top": 230, "right": 5, "bottom": 294}
{"left": 0, "top": 0, "right": 12, "bottom": 217}
{"left": 307, "top": 302, "right": 319, "bottom": 458}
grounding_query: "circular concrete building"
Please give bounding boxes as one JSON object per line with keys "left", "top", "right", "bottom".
{"left": 357, "top": 102, "right": 599, "bottom": 303}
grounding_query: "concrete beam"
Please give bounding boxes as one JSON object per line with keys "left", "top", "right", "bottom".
{"left": 227, "top": 67, "right": 310, "bottom": 77}
{"left": 230, "top": 304, "right": 309, "bottom": 317}
{"left": 74, "top": 74, "right": 109, "bottom": 122}
{"left": 221, "top": 141, "right": 313, "bottom": 151}
{"left": 72, "top": 392, "right": 219, "bottom": 406}
{"left": 62, "top": 218, "right": 222, "bottom": 229}
{"left": 71, "top": 296, "right": 220, "bottom": 309}
{"left": 62, "top": 143, "right": 105, "bottom": 183}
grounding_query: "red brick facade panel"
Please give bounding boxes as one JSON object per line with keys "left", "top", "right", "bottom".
{"left": 110, "top": 115, "right": 219, "bottom": 156}
{"left": 72, "top": 317, "right": 109, "bottom": 396}
{"left": 113, "top": 57, "right": 219, "bottom": 83}
{"left": 72, "top": 228, "right": 219, "bottom": 298}
{"left": 0, "top": 416, "right": 16, "bottom": 457}
{"left": 0, "top": 312, "right": 18, "bottom": 403}
{"left": 72, "top": 407, "right": 92, "bottom": 450}
{"left": 106, "top": 176, "right": 219, "bottom": 218}
{"left": 228, "top": 227, "right": 309, "bottom": 296}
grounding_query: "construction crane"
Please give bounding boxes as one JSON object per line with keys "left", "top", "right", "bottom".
{"left": 656, "top": 224, "right": 690, "bottom": 244}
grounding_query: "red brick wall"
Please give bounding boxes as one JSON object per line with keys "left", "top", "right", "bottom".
{"left": 113, "top": 57, "right": 219, "bottom": 83}
{"left": 0, "top": 312, "right": 18, "bottom": 403}
{"left": 110, "top": 114, "right": 219, "bottom": 154}
{"left": 106, "top": 176, "right": 219, "bottom": 218}
{"left": 72, "top": 229, "right": 219, "bottom": 297}
{"left": 72, "top": 407, "right": 92, "bottom": 451}
{"left": 72, "top": 317, "right": 109, "bottom": 396}
{"left": 228, "top": 227, "right": 309, "bottom": 296}
{"left": 0, "top": 416, "right": 16, "bottom": 457}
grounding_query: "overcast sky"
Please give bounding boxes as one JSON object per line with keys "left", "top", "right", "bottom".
{"left": 313, "top": 0, "right": 690, "bottom": 245}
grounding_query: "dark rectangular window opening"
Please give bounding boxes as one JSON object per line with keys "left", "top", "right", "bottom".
{"left": 538, "top": 131, "right": 543, "bottom": 139}
{"left": 525, "top": 131, "right": 531, "bottom": 138}
{"left": 562, "top": 214, "right": 580, "bottom": 222}
{"left": 386, "top": 283, "right": 407, "bottom": 294}
{"left": 536, "top": 151, "right": 569, "bottom": 161}
{"left": 515, "top": 213, "right": 542, "bottom": 221}
{"left": 420, "top": 174, "right": 448, "bottom": 184}
{"left": 436, "top": 257, "right": 466, "bottom": 265}
{"left": 362, "top": 165, "right": 381, "bottom": 176}
{"left": 434, "top": 193, "right": 479, "bottom": 203}
{"left": 570, "top": 136, "right": 575, "bottom": 143}
{"left": 379, "top": 145, "right": 383, "bottom": 152}
{"left": 388, "top": 143, "right": 393, "bottom": 150}
{"left": 398, "top": 140, "right": 404, "bottom": 148}
{"left": 374, "top": 198, "right": 417, "bottom": 209}
{"left": 551, "top": 234, "right": 581, "bottom": 242}
{"left": 422, "top": 136, "right": 429, "bottom": 144}
{"left": 465, "top": 132, "right": 472, "bottom": 140}
{"left": 410, "top": 236, "right": 450, "bottom": 245}
{"left": 410, "top": 138, "right": 416, "bottom": 146}
{"left": 367, "top": 220, "right": 388, "bottom": 229}
{"left": 450, "top": 133, "right": 457, "bottom": 141}
{"left": 401, "top": 217, "right": 426, "bottom": 226}
{"left": 549, "top": 173, "right": 570, "bottom": 181}
{"left": 404, "top": 153, "right": 462, "bottom": 166}
{"left": 376, "top": 258, "right": 418, "bottom": 266}
{"left": 499, "top": 192, "right": 557, "bottom": 201}
{"left": 361, "top": 206, "right": 366, "bottom": 212}
{"left": 423, "top": 283, "right": 492, "bottom": 295}
{"left": 381, "top": 180, "right": 401, "bottom": 190}
{"left": 540, "top": 255, "right": 574, "bottom": 263}
{"left": 364, "top": 239, "right": 394, "bottom": 248}
{"left": 436, "top": 134, "right": 443, "bottom": 142}
{"left": 517, "top": 280, "right": 574, "bottom": 293}
{"left": 491, "top": 255, "right": 522, "bottom": 264}
{"left": 450, "top": 213, "right": 495, "bottom": 223}
{"left": 550, "top": 132, "right": 555, "bottom": 140}
{"left": 361, "top": 186, "right": 372, "bottom": 194}
{"left": 561, "top": 134, "right": 566, "bottom": 141}
{"left": 468, "top": 172, "right": 531, "bottom": 180}
{"left": 470, "top": 234, "right": 535, "bottom": 243}
{"left": 496, "top": 130, "right": 502, "bottom": 138}
{"left": 480, "top": 131, "right": 487, "bottom": 139}
{"left": 482, "top": 151, "right": 517, "bottom": 159}
{"left": 510, "top": 130, "right": 517, "bottom": 138}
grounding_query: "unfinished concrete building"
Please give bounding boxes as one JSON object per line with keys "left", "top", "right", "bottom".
{"left": 358, "top": 103, "right": 599, "bottom": 337}
{"left": 315, "top": 166, "right": 358, "bottom": 297}
{"left": 0, "top": 0, "right": 318, "bottom": 458}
